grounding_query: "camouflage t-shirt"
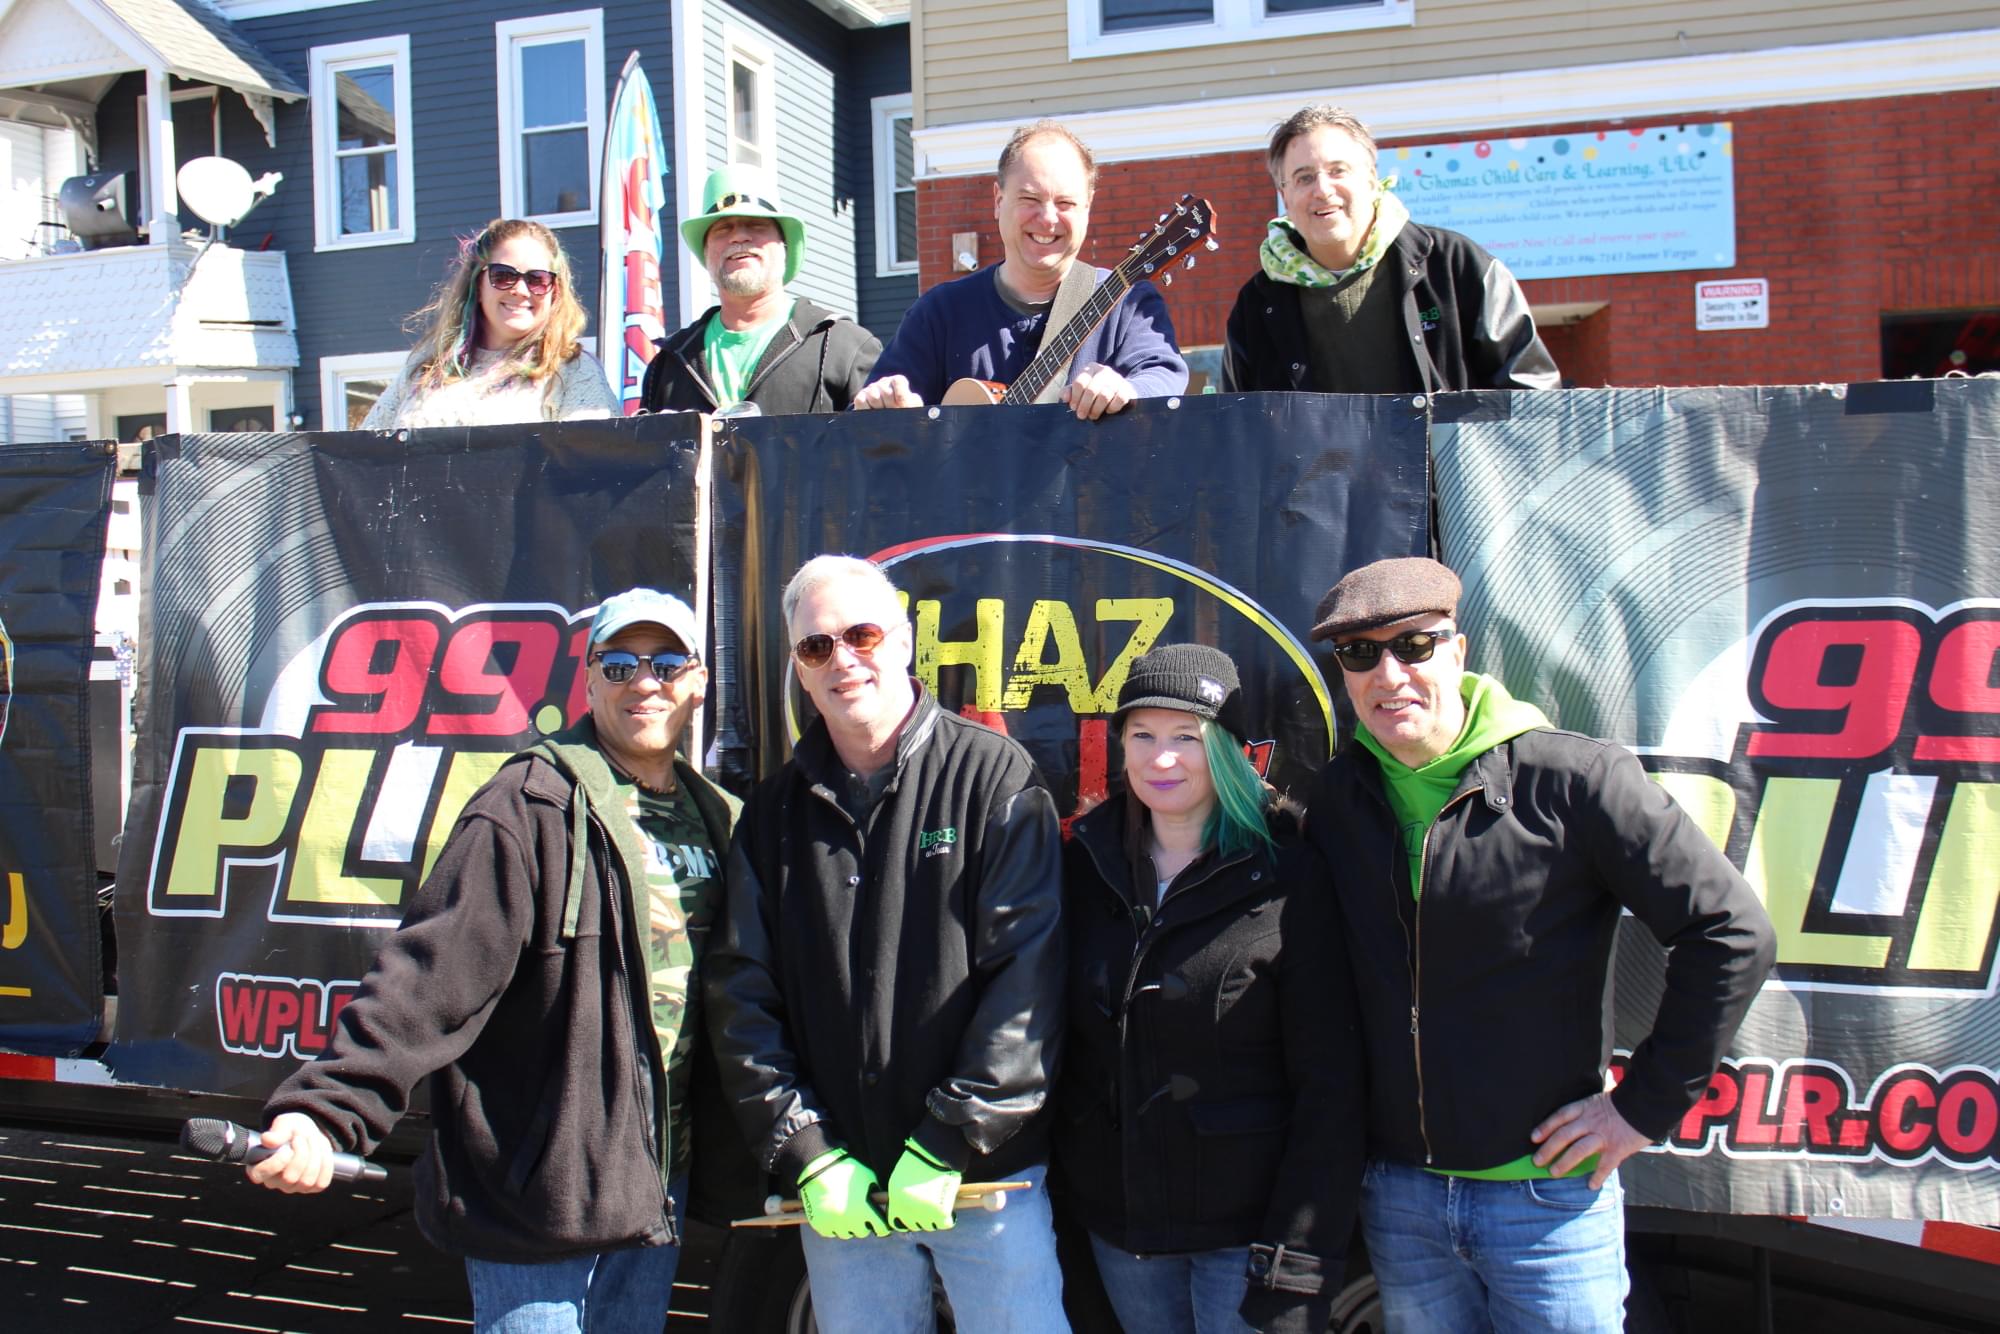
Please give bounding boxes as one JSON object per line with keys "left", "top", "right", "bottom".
{"left": 626, "top": 780, "right": 721, "bottom": 1184}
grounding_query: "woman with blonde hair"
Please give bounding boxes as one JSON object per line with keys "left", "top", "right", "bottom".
{"left": 362, "top": 218, "right": 619, "bottom": 428}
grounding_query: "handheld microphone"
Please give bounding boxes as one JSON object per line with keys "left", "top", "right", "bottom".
{"left": 180, "top": 1117, "right": 388, "bottom": 1183}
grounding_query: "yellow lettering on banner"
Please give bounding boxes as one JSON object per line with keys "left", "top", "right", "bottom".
{"left": 289, "top": 749, "right": 404, "bottom": 907}
{"left": 915, "top": 598, "right": 1005, "bottom": 713}
{"left": 1002, "top": 602, "right": 1094, "bottom": 712}
{"left": 1650, "top": 772, "right": 1736, "bottom": 853}
{"left": 1908, "top": 782, "right": 2000, "bottom": 973}
{"left": 1746, "top": 776, "right": 1890, "bottom": 969}
{"left": 164, "top": 745, "right": 303, "bottom": 899}
{"left": 3, "top": 870, "right": 24, "bottom": 949}
{"left": 1089, "top": 599, "right": 1175, "bottom": 712}
{"left": 424, "top": 750, "right": 513, "bottom": 880}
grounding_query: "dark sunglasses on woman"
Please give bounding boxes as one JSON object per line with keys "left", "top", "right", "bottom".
{"left": 793, "top": 623, "right": 893, "bottom": 669}
{"left": 485, "top": 263, "right": 558, "bottom": 296}
{"left": 1329, "top": 627, "right": 1456, "bottom": 673}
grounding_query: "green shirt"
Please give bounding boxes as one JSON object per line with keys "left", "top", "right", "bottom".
{"left": 702, "top": 299, "right": 795, "bottom": 407}
{"left": 625, "top": 780, "right": 722, "bottom": 1184}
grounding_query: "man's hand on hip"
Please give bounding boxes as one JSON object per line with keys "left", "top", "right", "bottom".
{"left": 852, "top": 375, "right": 924, "bottom": 410}
{"left": 1531, "top": 1092, "right": 1651, "bottom": 1188}
{"left": 1061, "top": 363, "right": 1137, "bottom": 420}
{"left": 247, "top": 1112, "right": 336, "bottom": 1194}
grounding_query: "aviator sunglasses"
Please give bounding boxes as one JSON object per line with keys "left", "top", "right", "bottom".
{"left": 485, "top": 262, "right": 558, "bottom": 296}
{"left": 1329, "top": 627, "right": 1456, "bottom": 673}
{"left": 793, "top": 623, "right": 893, "bottom": 669}
{"left": 592, "top": 649, "right": 698, "bottom": 684}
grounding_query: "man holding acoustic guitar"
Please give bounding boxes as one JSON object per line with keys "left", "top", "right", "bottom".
{"left": 854, "top": 120, "right": 1190, "bottom": 420}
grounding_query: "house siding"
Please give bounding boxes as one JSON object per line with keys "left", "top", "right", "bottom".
{"left": 916, "top": 0, "right": 1998, "bottom": 127}
{"left": 844, "top": 24, "right": 915, "bottom": 340}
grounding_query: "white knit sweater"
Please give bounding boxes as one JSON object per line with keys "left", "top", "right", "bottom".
{"left": 361, "top": 346, "right": 620, "bottom": 429}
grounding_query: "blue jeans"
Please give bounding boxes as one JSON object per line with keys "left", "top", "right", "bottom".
{"left": 463, "top": 1177, "right": 687, "bottom": 1334}
{"left": 1088, "top": 1233, "right": 1254, "bottom": 1334}
{"left": 1359, "top": 1158, "right": 1627, "bottom": 1334}
{"left": 798, "top": 1163, "right": 1069, "bottom": 1334}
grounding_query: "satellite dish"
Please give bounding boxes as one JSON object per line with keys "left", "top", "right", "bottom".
{"left": 177, "top": 156, "right": 258, "bottom": 228}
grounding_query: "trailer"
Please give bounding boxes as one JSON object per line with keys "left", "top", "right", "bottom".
{"left": 3, "top": 382, "right": 1998, "bottom": 1330}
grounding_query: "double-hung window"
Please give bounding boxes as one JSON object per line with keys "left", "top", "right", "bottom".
{"left": 310, "top": 36, "right": 413, "bottom": 249}
{"left": 1070, "top": 0, "right": 1411, "bottom": 59}
{"left": 496, "top": 11, "right": 605, "bottom": 226}
{"left": 872, "top": 94, "right": 916, "bottom": 276}
{"left": 723, "top": 25, "right": 775, "bottom": 171}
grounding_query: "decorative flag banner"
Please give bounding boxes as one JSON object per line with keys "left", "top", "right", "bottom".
{"left": 599, "top": 52, "right": 670, "bottom": 415}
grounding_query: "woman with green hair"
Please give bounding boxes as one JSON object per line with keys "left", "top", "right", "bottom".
{"left": 1055, "top": 643, "right": 1364, "bottom": 1334}
{"left": 361, "top": 218, "right": 618, "bottom": 428}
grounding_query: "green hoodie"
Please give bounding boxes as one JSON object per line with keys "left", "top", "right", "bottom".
{"left": 1356, "top": 670, "right": 1548, "bottom": 898}
{"left": 1356, "top": 675, "right": 1597, "bottom": 1181}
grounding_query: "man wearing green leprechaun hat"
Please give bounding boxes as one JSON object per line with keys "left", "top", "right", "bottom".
{"left": 643, "top": 166, "right": 880, "bottom": 415}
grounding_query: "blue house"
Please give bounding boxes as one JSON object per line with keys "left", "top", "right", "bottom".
{"left": 0, "top": 0, "right": 914, "bottom": 435}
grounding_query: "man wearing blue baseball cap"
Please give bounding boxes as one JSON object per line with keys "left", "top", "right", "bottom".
{"left": 248, "top": 588, "right": 742, "bottom": 1334}
{"left": 643, "top": 166, "right": 881, "bottom": 415}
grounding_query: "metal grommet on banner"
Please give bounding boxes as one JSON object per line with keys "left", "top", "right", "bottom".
{"left": 1167, "top": 397, "right": 1181, "bottom": 409}
{"left": 927, "top": 406, "right": 941, "bottom": 419}
{"left": 1412, "top": 396, "right": 1427, "bottom": 410}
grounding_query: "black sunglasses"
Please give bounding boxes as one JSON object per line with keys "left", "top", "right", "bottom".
{"left": 485, "top": 263, "right": 558, "bottom": 296}
{"left": 793, "top": 623, "right": 893, "bottom": 669}
{"left": 592, "top": 649, "right": 697, "bottom": 684}
{"left": 1330, "top": 628, "right": 1456, "bottom": 673}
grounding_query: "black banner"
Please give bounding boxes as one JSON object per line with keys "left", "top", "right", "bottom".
{"left": 712, "top": 394, "right": 1431, "bottom": 813}
{"left": 1436, "top": 379, "right": 2000, "bottom": 1220}
{"left": 109, "top": 420, "right": 704, "bottom": 1095}
{"left": 0, "top": 443, "right": 115, "bottom": 1053}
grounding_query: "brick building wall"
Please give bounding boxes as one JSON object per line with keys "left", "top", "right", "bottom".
{"left": 914, "top": 88, "right": 2000, "bottom": 387}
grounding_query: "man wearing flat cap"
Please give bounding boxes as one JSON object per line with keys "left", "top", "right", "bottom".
{"left": 644, "top": 166, "right": 881, "bottom": 414}
{"left": 1303, "top": 556, "right": 1774, "bottom": 1331}
{"left": 248, "top": 588, "right": 742, "bottom": 1333}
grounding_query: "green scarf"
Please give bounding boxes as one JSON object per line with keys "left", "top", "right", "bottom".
{"left": 1355, "top": 671, "right": 1548, "bottom": 899}
{"left": 1259, "top": 181, "right": 1408, "bottom": 288}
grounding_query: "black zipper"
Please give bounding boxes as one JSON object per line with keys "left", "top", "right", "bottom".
{"left": 592, "top": 809, "right": 676, "bottom": 1244}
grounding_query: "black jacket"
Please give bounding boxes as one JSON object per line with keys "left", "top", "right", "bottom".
{"left": 1055, "top": 793, "right": 1363, "bottom": 1334}
{"left": 1306, "top": 727, "right": 1776, "bottom": 1171}
{"left": 641, "top": 296, "right": 880, "bottom": 414}
{"left": 264, "top": 723, "right": 743, "bottom": 1261}
{"left": 705, "top": 686, "right": 1065, "bottom": 1185}
{"left": 1221, "top": 219, "right": 1561, "bottom": 394}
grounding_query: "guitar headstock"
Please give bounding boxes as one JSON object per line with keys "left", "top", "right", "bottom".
{"left": 1121, "top": 194, "right": 1219, "bottom": 289}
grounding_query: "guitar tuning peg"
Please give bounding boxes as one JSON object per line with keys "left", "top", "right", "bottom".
{"left": 1142, "top": 261, "right": 1156, "bottom": 274}
{"left": 1182, "top": 253, "right": 1196, "bottom": 270}
{"left": 1160, "top": 271, "right": 1173, "bottom": 287}
{"left": 1204, "top": 236, "right": 1220, "bottom": 252}
{"left": 1156, "top": 210, "right": 1169, "bottom": 225}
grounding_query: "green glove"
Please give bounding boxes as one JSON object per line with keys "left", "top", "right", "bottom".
{"left": 884, "top": 1137, "right": 962, "bottom": 1232}
{"left": 797, "top": 1149, "right": 890, "bottom": 1240}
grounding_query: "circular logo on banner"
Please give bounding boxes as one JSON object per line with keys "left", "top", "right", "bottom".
{"left": 781, "top": 533, "right": 1336, "bottom": 819}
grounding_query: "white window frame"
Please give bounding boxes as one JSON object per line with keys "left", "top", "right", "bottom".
{"left": 722, "top": 23, "right": 776, "bottom": 171}
{"left": 309, "top": 35, "right": 415, "bottom": 251}
{"left": 1068, "top": 0, "right": 1411, "bottom": 60}
{"left": 319, "top": 351, "right": 408, "bottom": 430}
{"left": 495, "top": 10, "right": 605, "bottom": 229}
{"left": 871, "top": 94, "right": 916, "bottom": 278}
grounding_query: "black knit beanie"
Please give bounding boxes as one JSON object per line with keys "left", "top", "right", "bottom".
{"left": 1113, "top": 643, "right": 1244, "bottom": 738}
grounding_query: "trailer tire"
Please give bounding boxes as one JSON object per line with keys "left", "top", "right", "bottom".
{"left": 707, "top": 1229, "right": 815, "bottom": 1334}
{"left": 1327, "top": 1273, "right": 1384, "bottom": 1334}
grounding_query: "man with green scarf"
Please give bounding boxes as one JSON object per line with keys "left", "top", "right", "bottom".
{"left": 1304, "top": 557, "right": 1774, "bottom": 1332}
{"left": 1221, "top": 106, "right": 1560, "bottom": 395}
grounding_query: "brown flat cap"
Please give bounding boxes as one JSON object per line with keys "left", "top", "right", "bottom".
{"left": 1310, "top": 557, "right": 1462, "bottom": 641}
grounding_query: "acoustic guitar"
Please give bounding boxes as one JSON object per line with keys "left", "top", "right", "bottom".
{"left": 939, "top": 194, "right": 1219, "bottom": 407}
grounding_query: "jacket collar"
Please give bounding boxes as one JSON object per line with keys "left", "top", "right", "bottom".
{"left": 793, "top": 679, "right": 940, "bottom": 791}
{"left": 1070, "top": 789, "right": 1282, "bottom": 914}
{"left": 1342, "top": 728, "right": 1515, "bottom": 815}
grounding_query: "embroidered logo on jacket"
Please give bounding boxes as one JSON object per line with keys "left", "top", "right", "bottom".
{"left": 918, "top": 826, "right": 958, "bottom": 858}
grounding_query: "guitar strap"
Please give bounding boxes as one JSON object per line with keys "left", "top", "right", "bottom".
{"left": 1031, "top": 261, "right": 1102, "bottom": 405}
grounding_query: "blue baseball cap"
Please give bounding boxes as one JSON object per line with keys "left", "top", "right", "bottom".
{"left": 588, "top": 588, "right": 700, "bottom": 654}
